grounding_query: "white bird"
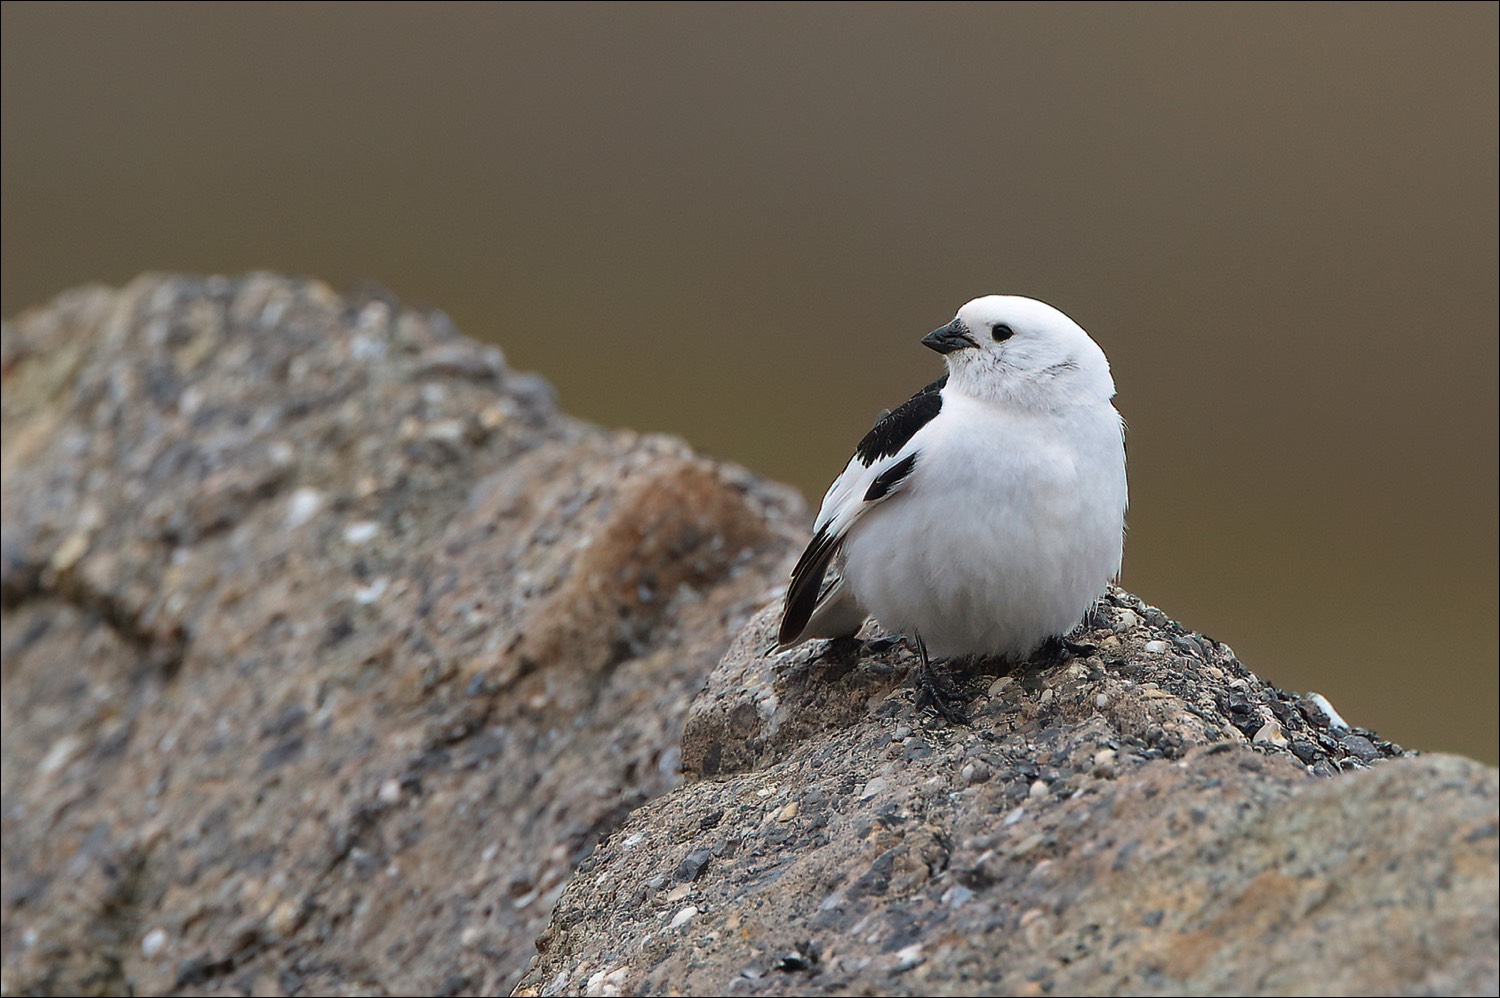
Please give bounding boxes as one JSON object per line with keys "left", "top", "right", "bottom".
{"left": 778, "top": 295, "right": 1127, "bottom": 713}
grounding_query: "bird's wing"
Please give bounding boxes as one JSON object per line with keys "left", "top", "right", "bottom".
{"left": 778, "top": 377, "right": 947, "bottom": 647}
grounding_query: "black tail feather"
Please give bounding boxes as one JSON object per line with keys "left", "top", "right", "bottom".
{"left": 778, "top": 525, "right": 840, "bottom": 646}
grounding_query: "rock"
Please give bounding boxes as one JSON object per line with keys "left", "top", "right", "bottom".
{"left": 524, "top": 603, "right": 1496, "bottom": 994}
{"left": 0, "top": 275, "right": 804, "bottom": 996}
{"left": 4, "top": 275, "right": 1495, "bottom": 998}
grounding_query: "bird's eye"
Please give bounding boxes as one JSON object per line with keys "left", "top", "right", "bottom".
{"left": 991, "top": 323, "right": 1014, "bottom": 342}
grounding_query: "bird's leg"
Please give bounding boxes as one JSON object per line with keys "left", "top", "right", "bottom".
{"left": 912, "top": 635, "right": 971, "bottom": 726}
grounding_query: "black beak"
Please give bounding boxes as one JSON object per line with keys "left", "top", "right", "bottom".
{"left": 922, "top": 319, "right": 978, "bottom": 355}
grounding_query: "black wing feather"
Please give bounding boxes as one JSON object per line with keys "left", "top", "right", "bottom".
{"left": 852, "top": 376, "right": 946, "bottom": 464}
{"left": 780, "top": 376, "right": 946, "bottom": 647}
{"left": 863, "top": 452, "right": 918, "bottom": 502}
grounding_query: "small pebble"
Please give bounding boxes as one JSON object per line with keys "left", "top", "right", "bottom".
{"left": 1091, "top": 748, "right": 1117, "bottom": 778}
{"left": 1171, "top": 635, "right": 1202, "bottom": 658}
{"left": 1289, "top": 740, "right": 1320, "bottom": 764}
{"left": 1253, "top": 719, "right": 1288, "bottom": 746}
{"left": 943, "top": 885, "right": 975, "bottom": 908}
{"left": 478, "top": 402, "right": 508, "bottom": 430}
{"left": 424, "top": 418, "right": 467, "bottom": 443}
{"left": 1112, "top": 608, "right": 1141, "bottom": 632}
{"left": 1095, "top": 693, "right": 1110, "bottom": 709}
{"left": 1028, "top": 779, "right": 1050, "bottom": 800}
{"left": 343, "top": 521, "right": 379, "bottom": 545}
{"left": 284, "top": 487, "right": 325, "bottom": 529}
{"left": 584, "top": 965, "right": 629, "bottom": 998}
{"left": 774, "top": 801, "right": 799, "bottom": 822}
{"left": 669, "top": 906, "right": 699, "bottom": 930}
{"left": 353, "top": 577, "right": 389, "bottom": 605}
{"left": 267, "top": 899, "right": 299, "bottom": 936}
{"left": 1019, "top": 907, "right": 1054, "bottom": 950}
{"left": 140, "top": 927, "right": 168, "bottom": 959}
{"left": 1143, "top": 640, "right": 1168, "bottom": 654}
{"left": 37, "top": 735, "right": 82, "bottom": 776}
{"left": 1340, "top": 734, "right": 1380, "bottom": 761}
{"left": 50, "top": 531, "right": 91, "bottom": 572}
{"left": 674, "top": 848, "right": 713, "bottom": 882}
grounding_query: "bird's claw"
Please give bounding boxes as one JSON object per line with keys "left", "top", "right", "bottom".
{"left": 1032, "top": 634, "right": 1096, "bottom": 666}
{"left": 911, "top": 635, "right": 972, "bottom": 725}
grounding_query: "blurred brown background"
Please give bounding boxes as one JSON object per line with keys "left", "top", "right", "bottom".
{"left": 3, "top": 3, "right": 1495, "bottom": 764}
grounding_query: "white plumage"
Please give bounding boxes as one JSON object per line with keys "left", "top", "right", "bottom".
{"left": 778, "top": 294, "right": 1127, "bottom": 664}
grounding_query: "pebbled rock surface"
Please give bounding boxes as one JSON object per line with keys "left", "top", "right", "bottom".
{"left": 1, "top": 274, "right": 804, "bottom": 996}
{"left": 3, "top": 275, "right": 1496, "bottom": 997}
{"left": 521, "top": 600, "right": 1498, "bottom": 996}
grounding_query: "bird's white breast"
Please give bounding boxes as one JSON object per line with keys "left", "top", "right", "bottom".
{"left": 840, "top": 391, "right": 1126, "bottom": 659}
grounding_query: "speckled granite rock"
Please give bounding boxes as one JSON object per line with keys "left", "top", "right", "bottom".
{"left": 1, "top": 274, "right": 804, "bottom": 996}
{"left": 4, "top": 276, "right": 1495, "bottom": 998}
{"left": 681, "top": 591, "right": 1404, "bottom": 782}
{"left": 520, "top": 601, "right": 1498, "bottom": 996}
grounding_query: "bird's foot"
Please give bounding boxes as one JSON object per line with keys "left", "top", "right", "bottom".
{"left": 915, "top": 660, "right": 971, "bottom": 725}
{"left": 1032, "top": 634, "right": 1097, "bottom": 666}
{"left": 911, "top": 636, "right": 972, "bottom": 725}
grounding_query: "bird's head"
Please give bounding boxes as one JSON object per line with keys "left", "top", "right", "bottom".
{"left": 923, "top": 295, "right": 1116, "bottom": 409}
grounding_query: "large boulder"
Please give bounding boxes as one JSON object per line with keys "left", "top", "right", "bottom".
{"left": 3, "top": 275, "right": 1495, "bottom": 997}
{"left": 1, "top": 275, "right": 803, "bottom": 996}
{"left": 520, "top": 601, "right": 1496, "bottom": 996}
